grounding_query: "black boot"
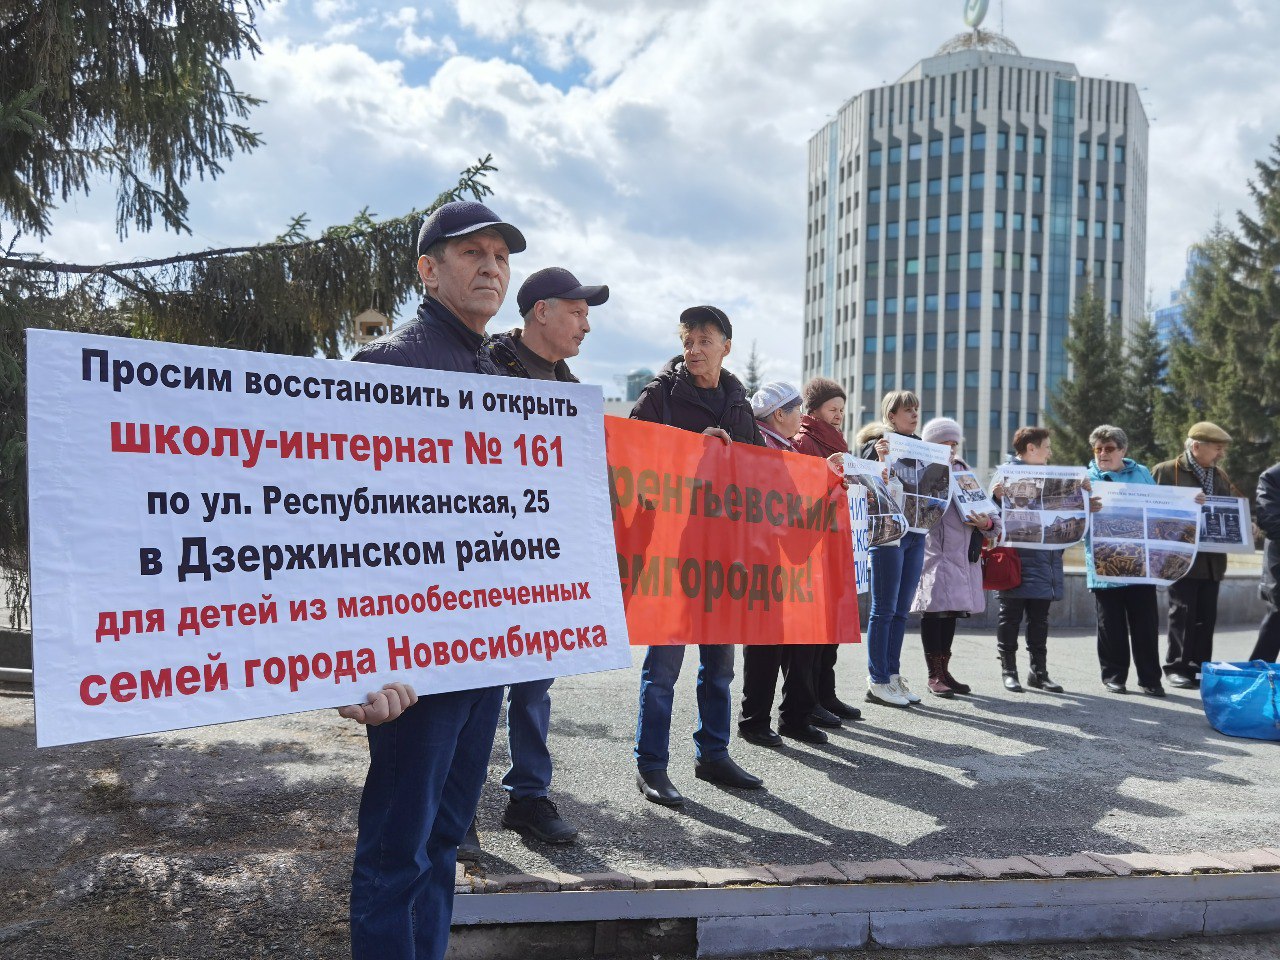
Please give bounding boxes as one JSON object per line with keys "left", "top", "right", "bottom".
{"left": 1027, "top": 652, "right": 1063, "bottom": 692}
{"left": 1000, "top": 649, "right": 1023, "bottom": 692}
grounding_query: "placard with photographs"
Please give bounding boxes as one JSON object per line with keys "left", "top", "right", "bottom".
{"left": 1089, "top": 483, "right": 1203, "bottom": 585}
{"left": 951, "top": 469, "right": 999, "bottom": 523}
{"left": 992, "top": 464, "right": 1090, "bottom": 551}
{"left": 885, "top": 435, "right": 953, "bottom": 534}
{"left": 1197, "top": 495, "right": 1253, "bottom": 555}
{"left": 843, "top": 456, "right": 909, "bottom": 546}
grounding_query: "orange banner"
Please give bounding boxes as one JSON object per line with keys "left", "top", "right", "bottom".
{"left": 606, "top": 417, "right": 861, "bottom": 647}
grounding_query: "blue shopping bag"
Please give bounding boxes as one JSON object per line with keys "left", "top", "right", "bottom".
{"left": 1201, "top": 661, "right": 1280, "bottom": 742}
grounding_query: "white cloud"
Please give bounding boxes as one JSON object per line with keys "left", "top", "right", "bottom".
{"left": 34, "top": 0, "right": 1280, "bottom": 394}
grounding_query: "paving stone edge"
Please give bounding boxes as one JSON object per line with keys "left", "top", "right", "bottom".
{"left": 455, "top": 847, "right": 1280, "bottom": 895}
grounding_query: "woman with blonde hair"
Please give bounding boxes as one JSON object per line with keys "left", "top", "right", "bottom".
{"left": 857, "top": 390, "right": 926, "bottom": 707}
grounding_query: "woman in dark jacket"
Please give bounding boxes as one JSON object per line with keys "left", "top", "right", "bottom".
{"left": 792, "top": 377, "right": 861, "bottom": 726}
{"left": 991, "top": 427, "right": 1069, "bottom": 692}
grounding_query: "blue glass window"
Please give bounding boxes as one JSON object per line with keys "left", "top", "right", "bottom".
{"left": 945, "top": 292, "right": 960, "bottom": 310}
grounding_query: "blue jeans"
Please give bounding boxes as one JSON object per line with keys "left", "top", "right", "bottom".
{"left": 502, "top": 678, "right": 554, "bottom": 799}
{"left": 634, "top": 644, "right": 734, "bottom": 773}
{"left": 867, "top": 532, "right": 926, "bottom": 684}
{"left": 350, "top": 685, "right": 502, "bottom": 960}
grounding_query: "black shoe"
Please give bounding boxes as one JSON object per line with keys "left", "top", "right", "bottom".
{"left": 1003, "top": 674, "right": 1024, "bottom": 692}
{"left": 1167, "top": 673, "right": 1195, "bottom": 689}
{"left": 694, "top": 757, "right": 763, "bottom": 790}
{"left": 458, "top": 819, "right": 482, "bottom": 862}
{"left": 823, "top": 699, "right": 864, "bottom": 721}
{"left": 1139, "top": 684, "right": 1166, "bottom": 698}
{"left": 501, "top": 796, "right": 578, "bottom": 844}
{"left": 739, "top": 725, "right": 784, "bottom": 748}
{"left": 637, "top": 769, "right": 684, "bottom": 806}
{"left": 1104, "top": 681, "right": 1127, "bottom": 694}
{"left": 779, "top": 722, "right": 829, "bottom": 745}
{"left": 1027, "top": 670, "right": 1064, "bottom": 693}
{"left": 809, "top": 705, "right": 844, "bottom": 728}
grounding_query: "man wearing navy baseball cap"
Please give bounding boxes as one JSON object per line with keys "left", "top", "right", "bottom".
{"left": 491, "top": 267, "right": 609, "bottom": 382}
{"left": 345, "top": 199, "right": 525, "bottom": 960}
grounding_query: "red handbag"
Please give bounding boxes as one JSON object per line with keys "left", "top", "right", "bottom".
{"left": 981, "top": 545, "right": 1022, "bottom": 591}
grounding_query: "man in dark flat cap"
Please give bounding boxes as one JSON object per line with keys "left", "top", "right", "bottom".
{"left": 342, "top": 199, "right": 525, "bottom": 960}
{"left": 1152, "top": 421, "right": 1241, "bottom": 688}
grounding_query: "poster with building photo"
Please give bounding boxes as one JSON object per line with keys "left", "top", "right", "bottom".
{"left": 951, "top": 469, "right": 998, "bottom": 523}
{"left": 1089, "top": 483, "right": 1203, "bottom": 586}
{"left": 885, "top": 435, "right": 952, "bottom": 534}
{"left": 1197, "top": 495, "right": 1253, "bottom": 554}
{"left": 993, "top": 465, "right": 1090, "bottom": 551}
{"left": 843, "top": 456, "right": 908, "bottom": 546}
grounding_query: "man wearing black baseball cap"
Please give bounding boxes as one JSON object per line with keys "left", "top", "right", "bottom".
{"left": 491, "top": 267, "right": 609, "bottom": 383}
{"left": 459, "top": 266, "right": 608, "bottom": 857}
{"left": 629, "top": 305, "right": 766, "bottom": 807}
{"left": 344, "top": 199, "right": 524, "bottom": 960}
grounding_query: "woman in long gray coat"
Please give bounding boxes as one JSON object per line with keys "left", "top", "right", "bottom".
{"left": 910, "top": 418, "right": 1001, "bottom": 696}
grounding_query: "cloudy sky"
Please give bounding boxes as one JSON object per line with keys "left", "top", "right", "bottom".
{"left": 36, "top": 0, "right": 1280, "bottom": 395}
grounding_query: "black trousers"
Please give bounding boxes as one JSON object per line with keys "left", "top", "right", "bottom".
{"left": 740, "top": 644, "right": 818, "bottom": 729}
{"left": 1093, "top": 585, "right": 1162, "bottom": 687}
{"left": 813, "top": 644, "right": 840, "bottom": 707}
{"left": 1251, "top": 608, "right": 1280, "bottom": 662}
{"left": 1164, "top": 577, "right": 1220, "bottom": 679}
{"left": 996, "top": 598, "right": 1052, "bottom": 657}
{"left": 920, "top": 615, "right": 958, "bottom": 655}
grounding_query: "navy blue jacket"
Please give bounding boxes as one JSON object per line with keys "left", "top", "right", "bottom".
{"left": 352, "top": 298, "right": 507, "bottom": 376}
{"left": 996, "top": 456, "right": 1066, "bottom": 602}
{"left": 1259, "top": 463, "right": 1280, "bottom": 608}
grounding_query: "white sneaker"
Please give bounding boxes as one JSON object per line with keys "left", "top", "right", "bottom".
{"left": 865, "top": 678, "right": 910, "bottom": 707}
{"left": 890, "top": 674, "right": 922, "bottom": 703}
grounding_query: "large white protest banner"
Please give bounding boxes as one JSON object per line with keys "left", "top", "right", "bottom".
{"left": 885, "top": 435, "right": 952, "bottom": 534}
{"left": 993, "top": 465, "right": 1090, "bottom": 551}
{"left": 1089, "top": 482, "right": 1202, "bottom": 586}
{"left": 26, "top": 330, "right": 630, "bottom": 747}
{"left": 1198, "top": 495, "right": 1253, "bottom": 555}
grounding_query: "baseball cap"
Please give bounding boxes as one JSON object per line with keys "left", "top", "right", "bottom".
{"left": 679, "top": 305, "right": 732, "bottom": 339}
{"left": 417, "top": 200, "right": 527, "bottom": 257}
{"left": 517, "top": 267, "right": 609, "bottom": 316}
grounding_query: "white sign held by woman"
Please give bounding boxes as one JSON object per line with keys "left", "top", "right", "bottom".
{"left": 885, "top": 435, "right": 952, "bottom": 534}
{"left": 993, "top": 465, "right": 1090, "bottom": 551}
{"left": 1089, "top": 483, "right": 1203, "bottom": 585}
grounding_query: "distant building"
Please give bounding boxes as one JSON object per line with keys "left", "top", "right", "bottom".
{"left": 1153, "top": 246, "right": 1206, "bottom": 347}
{"left": 802, "top": 13, "right": 1149, "bottom": 474}
{"left": 625, "top": 367, "right": 655, "bottom": 402}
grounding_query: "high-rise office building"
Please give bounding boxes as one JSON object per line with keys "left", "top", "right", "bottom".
{"left": 802, "top": 18, "right": 1148, "bottom": 473}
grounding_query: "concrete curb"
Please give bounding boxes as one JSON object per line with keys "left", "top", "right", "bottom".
{"left": 450, "top": 849, "right": 1280, "bottom": 958}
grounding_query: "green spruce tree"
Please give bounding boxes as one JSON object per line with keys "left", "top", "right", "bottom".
{"left": 1046, "top": 283, "right": 1126, "bottom": 468}
{"left": 744, "top": 339, "right": 763, "bottom": 395}
{"left": 1119, "top": 314, "right": 1170, "bottom": 468}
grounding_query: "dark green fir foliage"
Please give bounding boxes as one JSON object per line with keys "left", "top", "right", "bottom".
{"left": 1046, "top": 282, "right": 1126, "bottom": 468}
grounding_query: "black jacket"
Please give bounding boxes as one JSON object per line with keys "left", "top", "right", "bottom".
{"left": 1259, "top": 463, "right": 1280, "bottom": 608}
{"left": 629, "top": 356, "right": 763, "bottom": 446}
{"left": 351, "top": 298, "right": 507, "bottom": 376}
{"left": 489, "top": 328, "right": 579, "bottom": 382}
